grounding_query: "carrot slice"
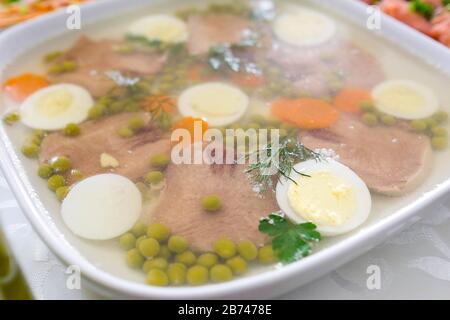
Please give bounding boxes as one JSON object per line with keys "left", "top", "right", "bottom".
{"left": 3, "top": 73, "right": 49, "bottom": 101}
{"left": 271, "top": 98, "right": 339, "bottom": 129}
{"left": 333, "top": 88, "right": 373, "bottom": 113}
{"left": 172, "top": 116, "right": 209, "bottom": 143}
{"left": 231, "top": 73, "right": 265, "bottom": 88}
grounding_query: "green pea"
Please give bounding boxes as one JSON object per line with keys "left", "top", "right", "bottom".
{"left": 47, "top": 175, "right": 65, "bottom": 191}
{"left": 360, "top": 100, "right": 375, "bottom": 112}
{"left": 175, "top": 250, "right": 196, "bottom": 266}
{"left": 157, "top": 245, "right": 172, "bottom": 260}
{"left": 167, "top": 263, "right": 187, "bottom": 285}
{"left": 237, "top": 240, "right": 257, "bottom": 261}
{"left": 246, "top": 122, "right": 261, "bottom": 130}
{"left": 249, "top": 114, "right": 267, "bottom": 125}
{"left": 187, "top": 265, "right": 209, "bottom": 286}
{"left": 21, "top": 143, "right": 39, "bottom": 158}
{"left": 144, "top": 171, "right": 164, "bottom": 185}
{"left": 130, "top": 221, "right": 147, "bottom": 237}
{"left": 431, "top": 136, "right": 448, "bottom": 150}
{"left": 433, "top": 111, "right": 449, "bottom": 123}
{"left": 135, "top": 235, "right": 147, "bottom": 248}
{"left": 226, "top": 256, "right": 247, "bottom": 275}
{"left": 48, "top": 64, "right": 64, "bottom": 74}
{"left": 37, "top": 163, "right": 53, "bottom": 179}
{"left": 3, "top": 112, "right": 20, "bottom": 125}
{"left": 128, "top": 116, "right": 145, "bottom": 131}
{"left": 88, "top": 105, "right": 105, "bottom": 119}
{"left": 143, "top": 257, "right": 168, "bottom": 273}
{"left": 431, "top": 127, "right": 448, "bottom": 137}
{"left": 55, "top": 186, "right": 70, "bottom": 201}
{"left": 146, "top": 269, "right": 169, "bottom": 286}
{"left": 138, "top": 238, "right": 160, "bottom": 258}
{"left": 201, "top": 194, "right": 222, "bottom": 212}
{"left": 126, "top": 248, "right": 144, "bottom": 268}
{"left": 43, "top": 51, "right": 62, "bottom": 63}
{"left": 117, "top": 127, "right": 134, "bottom": 138}
{"left": 119, "top": 232, "right": 136, "bottom": 250}
{"left": 168, "top": 235, "right": 188, "bottom": 254}
{"left": 147, "top": 223, "right": 170, "bottom": 241}
{"left": 109, "top": 101, "right": 126, "bottom": 114}
{"left": 61, "top": 60, "right": 77, "bottom": 72}
{"left": 361, "top": 112, "right": 378, "bottom": 126}
{"left": 197, "top": 253, "right": 218, "bottom": 268}
{"left": 150, "top": 154, "right": 170, "bottom": 169}
{"left": 410, "top": 119, "right": 428, "bottom": 132}
{"left": 258, "top": 245, "right": 276, "bottom": 264}
{"left": 425, "top": 117, "right": 438, "bottom": 129}
{"left": 63, "top": 123, "right": 80, "bottom": 136}
{"left": 214, "top": 238, "right": 236, "bottom": 259}
{"left": 50, "top": 156, "right": 71, "bottom": 173}
{"left": 380, "top": 115, "right": 396, "bottom": 126}
{"left": 210, "top": 264, "right": 233, "bottom": 283}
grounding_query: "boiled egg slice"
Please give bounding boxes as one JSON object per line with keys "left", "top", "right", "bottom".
{"left": 276, "top": 160, "right": 371, "bottom": 236}
{"left": 178, "top": 82, "right": 249, "bottom": 127}
{"left": 61, "top": 174, "right": 142, "bottom": 240}
{"left": 272, "top": 6, "right": 336, "bottom": 47}
{"left": 19, "top": 84, "right": 93, "bottom": 130}
{"left": 372, "top": 80, "right": 439, "bottom": 120}
{"left": 127, "top": 14, "right": 188, "bottom": 43}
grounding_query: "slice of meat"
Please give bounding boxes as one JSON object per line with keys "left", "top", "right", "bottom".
{"left": 300, "top": 113, "right": 432, "bottom": 196}
{"left": 39, "top": 112, "right": 171, "bottom": 184}
{"left": 49, "top": 36, "right": 167, "bottom": 97}
{"left": 147, "top": 149, "right": 278, "bottom": 252}
{"left": 268, "top": 41, "right": 384, "bottom": 97}
{"left": 380, "top": 0, "right": 433, "bottom": 36}
{"left": 187, "top": 14, "right": 251, "bottom": 55}
{"left": 431, "top": 11, "right": 450, "bottom": 48}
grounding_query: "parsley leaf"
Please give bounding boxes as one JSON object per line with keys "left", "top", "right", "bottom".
{"left": 409, "top": 0, "right": 434, "bottom": 20}
{"left": 259, "top": 213, "right": 321, "bottom": 264}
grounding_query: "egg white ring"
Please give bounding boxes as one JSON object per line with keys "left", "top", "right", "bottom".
{"left": 272, "top": 7, "right": 337, "bottom": 47}
{"left": 276, "top": 160, "right": 372, "bottom": 237}
{"left": 127, "top": 14, "right": 188, "bottom": 43}
{"left": 178, "top": 82, "right": 250, "bottom": 127}
{"left": 372, "top": 80, "right": 439, "bottom": 120}
{"left": 19, "top": 83, "right": 93, "bottom": 130}
{"left": 61, "top": 174, "right": 142, "bottom": 240}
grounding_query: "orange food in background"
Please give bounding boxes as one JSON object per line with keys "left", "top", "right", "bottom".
{"left": 230, "top": 73, "right": 265, "bottom": 88}
{"left": 3, "top": 73, "right": 49, "bottom": 101}
{"left": 172, "top": 116, "right": 208, "bottom": 143}
{"left": 271, "top": 98, "right": 339, "bottom": 129}
{"left": 333, "top": 88, "right": 372, "bottom": 113}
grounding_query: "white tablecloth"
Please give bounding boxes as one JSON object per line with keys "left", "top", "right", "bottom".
{"left": 1, "top": 173, "right": 450, "bottom": 300}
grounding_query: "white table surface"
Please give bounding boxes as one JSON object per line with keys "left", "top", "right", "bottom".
{"left": 1, "top": 173, "right": 450, "bottom": 300}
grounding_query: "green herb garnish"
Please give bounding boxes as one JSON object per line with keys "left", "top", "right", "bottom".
{"left": 259, "top": 213, "right": 321, "bottom": 263}
{"left": 410, "top": 0, "right": 434, "bottom": 20}
{"left": 245, "top": 136, "right": 322, "bottom": 194}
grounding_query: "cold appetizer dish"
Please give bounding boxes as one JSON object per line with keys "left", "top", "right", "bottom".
{"left": 1, "top": 0, "right": 449, "bottom": 288}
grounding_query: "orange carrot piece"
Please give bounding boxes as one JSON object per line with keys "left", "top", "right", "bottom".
{"left": 333, "top": 88, "right": 372, "bottom": 113}
{"left": 172, "top": 116, "right": 209, "bottom": 143}
{"left": 271, "top": 98, "right": 339, "bottom": 129}
{"left": 3, "top": 73, "right": 49, "bottom": 101}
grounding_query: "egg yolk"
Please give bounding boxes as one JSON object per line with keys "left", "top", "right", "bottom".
{"left": 376, "top": 85, "right": 427, "bottom": 115}
{"left": 287, "top": 171, "right": 356, "bottom": 227}
{"left": 36, "top": 89, "right": 73, "bottom": 116}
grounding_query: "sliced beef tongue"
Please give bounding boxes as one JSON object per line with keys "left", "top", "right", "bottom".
{"left": 300, "top": 113, "right": 432, "bottom": 196}
{"left": 147, "top": 148, "right": 278, "bottom": 252}
{"left": 49, "top": 36, "right": 167, "bottom": 97}
{"left": 187, "top": 14, "right": 252, "bottom": 55}
{"left": 39, "top": 112, "right": 171, "bottom": 184}
{"left": 267, "top": 40, "right": 385, "bottom": 97}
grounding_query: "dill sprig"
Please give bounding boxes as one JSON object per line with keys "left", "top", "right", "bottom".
{"left": 244, "top": 137, "right": 322, "bottom": 194}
